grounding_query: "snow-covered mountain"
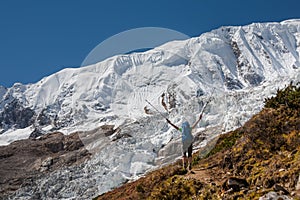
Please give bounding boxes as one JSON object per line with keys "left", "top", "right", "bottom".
{"left": 1, "top": 19, "right": 300, "bottom": 199}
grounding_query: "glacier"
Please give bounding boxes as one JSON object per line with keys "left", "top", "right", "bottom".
{"left": 1, "top": 19, "right": 300, "bottom": 199}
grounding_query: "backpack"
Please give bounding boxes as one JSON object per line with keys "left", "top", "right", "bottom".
{"left": 181, "top": 121, "right": 193, "bottom": 152}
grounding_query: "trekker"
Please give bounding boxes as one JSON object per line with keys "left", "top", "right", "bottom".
{"left": 166, "top": 114, "right": 202, "bottom": 170}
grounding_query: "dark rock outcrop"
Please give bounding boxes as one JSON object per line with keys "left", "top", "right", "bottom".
{"left": 0, "top": 131, "right": 90, "bottom": 197}
{"left": 222, "top": 177, "right": 249, "bottom": 192}
{"left": 0, "top": 99, "right": 35, "bottom": 130}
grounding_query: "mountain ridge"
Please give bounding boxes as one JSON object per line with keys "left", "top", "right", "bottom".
{"left": 1, "top": 20, "right": 299, "bottom": 136}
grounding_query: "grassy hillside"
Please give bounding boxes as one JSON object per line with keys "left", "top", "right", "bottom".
{"left": 96, "top": 83, "right": 300, "bottom": 200}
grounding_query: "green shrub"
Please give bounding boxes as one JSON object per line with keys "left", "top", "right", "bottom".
{"left": 264, "top": 82, "right": 300, "bottom": 110}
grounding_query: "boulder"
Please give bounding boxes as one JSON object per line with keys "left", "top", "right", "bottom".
{"left": 274, "top": 184, "right": 290, "bottom": 195}
{"left": 222, "top": 177, "right": 249, "bottom": 192}
{"left": 259, "top": 191, "right": 291, "bottom": 200}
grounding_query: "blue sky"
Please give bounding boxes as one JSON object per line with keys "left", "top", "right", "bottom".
{"left": 1, "top": 0, "right": 300, "bottom": 87}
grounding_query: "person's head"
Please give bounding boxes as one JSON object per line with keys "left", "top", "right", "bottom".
{"left": 181, "top": 121, "right": 190, "bottom": 129}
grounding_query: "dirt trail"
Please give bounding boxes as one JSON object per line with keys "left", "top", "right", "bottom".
{"left": 185, "top": 165, "right": 225, "bottom": 186}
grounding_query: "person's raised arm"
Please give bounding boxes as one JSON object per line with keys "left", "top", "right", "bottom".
{"left": 166, "top": 118, "right": 180, "bottom": 131}
{"left": 192, "top": 114, "right": 203, "bottom": 129}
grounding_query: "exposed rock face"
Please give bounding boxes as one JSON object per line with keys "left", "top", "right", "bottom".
{"left": 0, "top": 131, "right": 91, "bottom": 197}
{"left": 0, "top": 99, "right": 35, "bottom": 131}
{"left": 231, "top": 39, "right": 264, "bottom": 87}
{"left": 0, "top": 86, "right": 7, "bottom": 102}
{"left": 29, "top": 128, "right": 44, "bottom": 139}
